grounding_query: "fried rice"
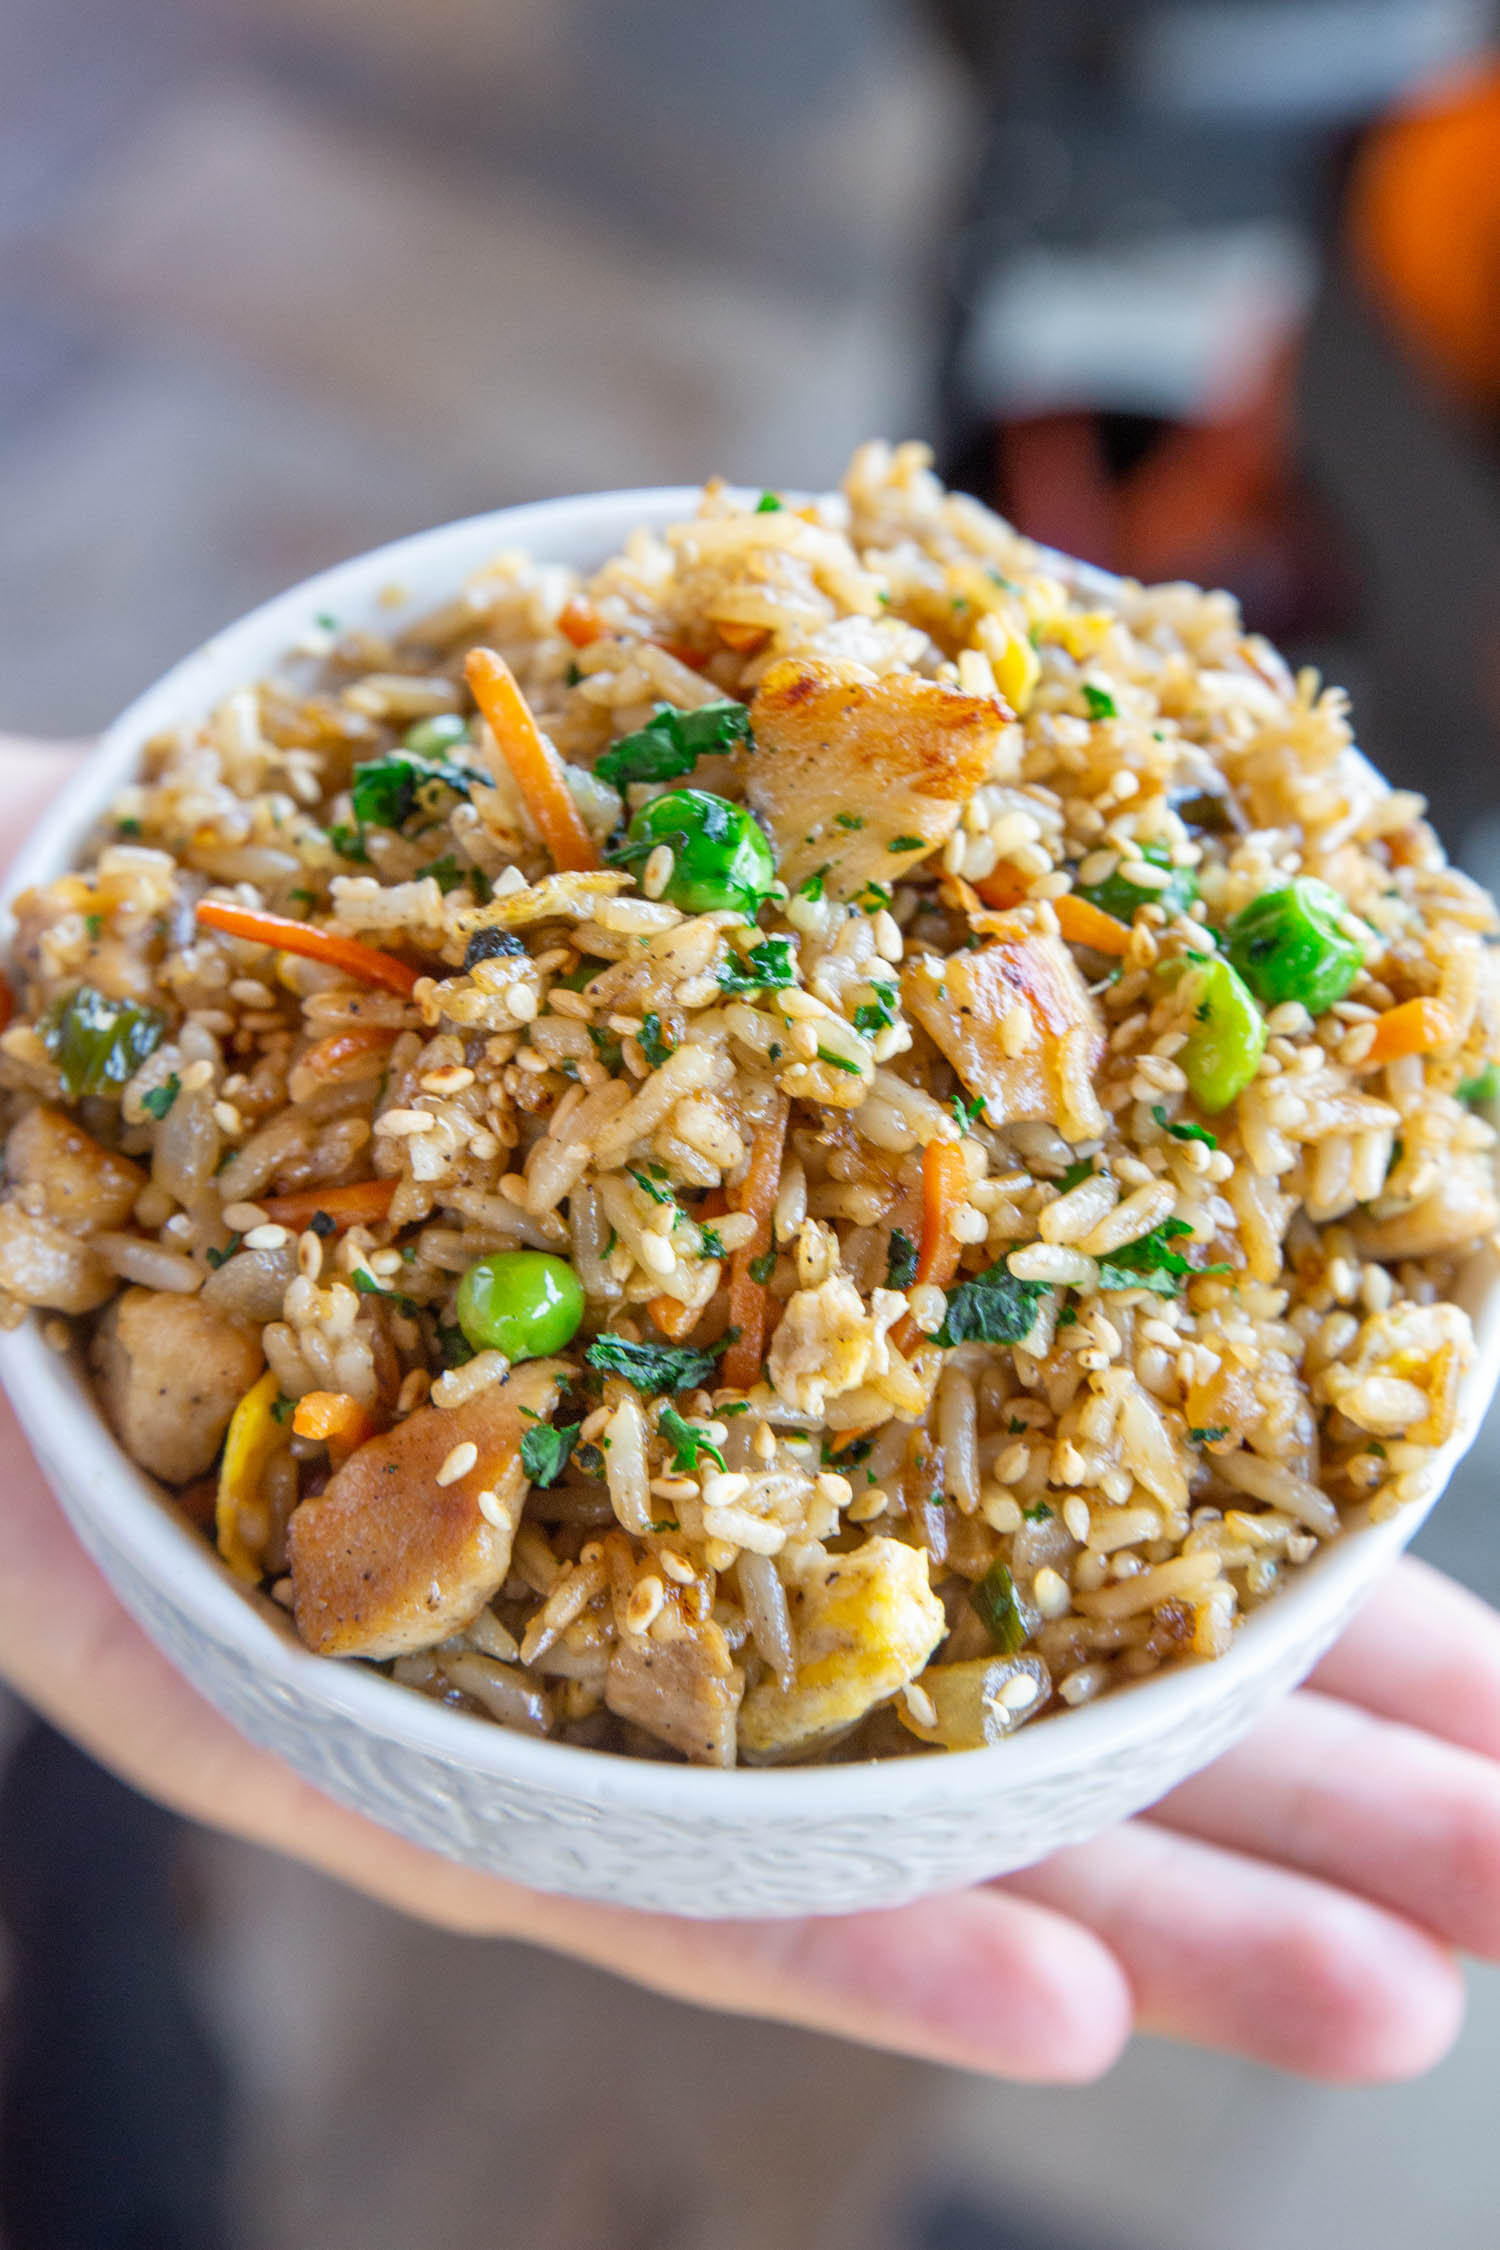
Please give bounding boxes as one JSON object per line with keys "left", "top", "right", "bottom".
{"left": 2, "top": 440, "right": 1497, "bottom": 1766}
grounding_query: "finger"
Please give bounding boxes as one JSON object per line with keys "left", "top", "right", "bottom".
{"left": 1309, "top": 1555, "right": 1500, "bottom": 1763}
{"left": 1004, "top": 1820, "right": 1465, "bottom": 2082}
{"left": 1147, "top": 1685, "right": 1500, "bottom": 1960}
{"left": 0, "top": 1400, "right": 1132, "bottom": 2085}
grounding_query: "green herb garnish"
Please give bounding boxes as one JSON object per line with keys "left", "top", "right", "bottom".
{"left": 1150, "top": 1103, "right": 1218, "bottom": 1149}
{"left": 717, "top": 937, "right": 795, "bottom": 995}
{"left": 584, "top": 1332, "right": 733, "bottom": 1395}
{"left": 41, "top": 984, "right": 166, "bottom": 1099}
{"left": 638, "top": 1012, "right": 675, "bottom": 1068}
{"left": 595, "top": 700, "right": 751, "bottom": 790}
{"left": 1096, "top": 1217, "right": 1230, "bottom": 1297}
{"left": 658, "top": 1403, "right": 727, "bottom": 1474}
{"left": 520, "top": 1420, "right": 581, "bottom": 1487}
{"left": 1081, "top": 683, "right": 1117, "bottom": 720}
{"left": 885, "top": 1228, "right": 919, "bottom": 1290}
{"left": 935, "top": 1263, "right": 1048, "bottom": 1347}
{"left": 141, "top": 1074, "right": 181, "bottom": 1120}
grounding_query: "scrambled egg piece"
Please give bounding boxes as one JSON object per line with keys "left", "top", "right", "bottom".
{"left": 739, "top": 1537, "right": 946, "bottom": 1761}
{"left": 1316, "top": 1301, "right": 1472, "bottom": 1448}
{"left": 766, "top": 1275, "right": 905, "bottom": 1416}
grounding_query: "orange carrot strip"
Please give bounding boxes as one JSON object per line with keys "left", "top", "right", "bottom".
{"left": 720, "top": 1095, "right": 789, "bottom": 1391}
{"left": 1053, "top": 893, "right": 1133, "bottom": 956}
{"left": 259, "top": 1178, "right": 399, "bottom": 1233}
{"left": 465, "top": 646, "right": 600, "bottom": 874}
{"left": 194, "top": 898, "right": 419, "bottom": 997}
{"left": 293, "top": 1391, "right": 374, "bottom": 1446}
{"left": 652, "top": 638, "right": 708, "bottom": 672}
{"left": 649, "top": 1294, "right": 701, "bottom": 1343}
{"left": 296, "top": 1023, "right": 397, "bottom": 1080}
{"left": 892, "top": 1137, "right": 970, "bottom": 1356}
{"left": 973, "top": 867, "right": 1028, "bottom": 912}
{"left": 974, "top": 867, "right": 1132, "bottom": 954}
{"left": 1367, "top": 995, "right": 1455, "bottom": 1065}
{"left": 558, "top": 596, "right": 603, "bottom": 648}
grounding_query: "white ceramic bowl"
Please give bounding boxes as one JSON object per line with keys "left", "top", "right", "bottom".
{"left": 4, "top": 489, "right": 1498, "bottom": 1920}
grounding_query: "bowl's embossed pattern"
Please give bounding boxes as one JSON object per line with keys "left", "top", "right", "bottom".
{"left": 3, "top": 488, "right": 1496, "bottom": 1918}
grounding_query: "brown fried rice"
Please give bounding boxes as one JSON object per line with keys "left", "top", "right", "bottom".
{"left": 3, "top": 440, "right": 1498, "bottom": 1767}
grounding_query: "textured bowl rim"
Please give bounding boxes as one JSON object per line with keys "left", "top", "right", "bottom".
{"left": 3, "top": 482, "right": 1497, "bottom": 1820}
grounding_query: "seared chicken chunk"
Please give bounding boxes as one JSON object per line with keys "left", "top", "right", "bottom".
{"left": 606, "top": 1612, "right": 743, "bottom": 1766}
{"left": 903, "top": 922, "right": 1106, "bottom": 1143}
{"left": 747, "top": 658, "right": 1001, "bottom": 899}
{"left": 7, "top": 1106, "right": 143, "bottom": 1237}
{"left": 288, "top": 1360, "right": 562, "bottom": 1660}
{"left": 739, "top": 1537, "right": 946, "bottom": 1762}
{"left": 1351, "top": 1151, "right": 1500, "bottom": 1263}
{"left": 0, "top": 1204, "right": 113, "bottom": 1313}
{"left": 91, "top": 1287, "right": 263, "bottom": 1482}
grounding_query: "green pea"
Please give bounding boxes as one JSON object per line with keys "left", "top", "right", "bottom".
{"left": 455, "top": 1251, "right": 584, "bottom": 1361}
{"left": 1076, "top": 840, "right": 1197, "bottom": 924}
{"left": 1227, "top": 878, "right": 1367, "bottom": 1014}
{"left": 622, "top": 789, "right": 776, "bottom": 915}
{"left": 403, "top": 712, "right": 469, "bottom": 757}
{"left": 1178, "top": 957, "right": 1267, "bottom": 1113}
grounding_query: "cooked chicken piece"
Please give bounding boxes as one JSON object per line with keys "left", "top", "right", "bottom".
{"left": 903, "top": 923, "right": 1106, "bottom": 1143}
{"left": 1351, "top": 1151, "right": 1500, "bottom": 1263}
{"left": 605, "top": 1612, "right": 743, "bottom": 1767}
{"left": 738, "top": 1537, "right": 946, "bottom": 1762}
{"left": 7, "top": 1106, "right": 143, "bottom": 1237}
{"left": 288, "top": 1359, "right": 563, "bottom": 1660}
{"left": 91, "top": 1287, "right": 263, "bottom": 1482}
{"left": 0, "top": 1203, "right": 114, "bottom": 1313}
{"left": 747, "top": 658, "right": 1001, "bottom": 899}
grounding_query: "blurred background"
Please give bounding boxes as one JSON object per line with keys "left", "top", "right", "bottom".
{"left": 4, "top": 1, "right": 1500, "bottom": 2244}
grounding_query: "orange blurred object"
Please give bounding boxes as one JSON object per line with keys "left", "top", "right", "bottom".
{"left": 1351, "top": 63, "right": 1500, "bottom": 414}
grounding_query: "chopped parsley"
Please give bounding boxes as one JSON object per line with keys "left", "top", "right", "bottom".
{"left": 749, "top": 1248, "right": 777, "bottom": 1285}
{"left": 935, "top": 1262, "right": 1048, "bottom": 1347}
{"left": 351, "top": 1267, "right": 420, "bottom": 1314}
{"left": 822, "top": 1434, "right": 873, "bottom": 1469}
{"left": 141, "top": 1074, "right": 181, "bottom": 1121}
{"left": 1151, "top": 1103, "right": 1218, "bottom": 1149}
{"left": 717, "top": 937, "right": 795, "bottom": 995}
{"left": 1057, "top": 1157, "right": 1095, "bottom": 1192}
{"left": 84, "top": 913, "right": 103, "bottom": 941}
{"left": 856, "top": 881, "right": 893, "bottom": 914}
{"left": 520, "top": 1420, "right": 581, "bottom": 1487}
{"left": 116, "top": 817, "right": 142, "bottom": 837}
{"left": 698, "top": 1223, "right": 726, "bottom": 1259}
{"left": 350, "top": 750, "right": 490, "bottom": 835}
{"left": 1022, "top": 1500, "right": 1053, "bottom": 1521}
{"left": 270, "top": 1394, "right": 296, "bottom": 1425}
{"left": 1189, "top": 1425, "right": 1230, "bottom": 1445}
{"left": 1458, "top": 1063, "right": 1500, "bottom": 1107}
{"left": 754, "top": 492, "right": 783, "bottom": 513}
{"left": 627, "top": 1164, "right": 676, "bottom": 1208}
{"left": 888, "top": 834, "right": 926, "bottom": 853}
{"left": 885, "top": 1228, "right": 918, "bottom": 1290}
{"left": 817, "top": 1045, "right": 863, "bottom": 1075}
{"left": 584, "top": 1332, "right": 734, "bottom": 1395}
{"left": 595, "top": 699, "right": 751, "bottom": 789}
{"left": 416, "top": 853, "right": 467, "bottom": 894}
{"left": 1081, "top": 683, "right": 1117, "bottom": 720}
{"left": 950, "top": 1091, "right": 986, "bottom": 1134}
{"left": 797, "top": 867, "right": 830, "bottom": 902}
{"left": 658, "top": 1403, "right": 727, "bottom": 1474}
{"left": 835, "top": 811, "right": 864, "bottom": 831}
{"left": 205, "top": 1233, "right": 242, "bottom": 1270}
{"left": 638, "top": 1011, "right": 675, "bottom": 1068}
{"left": 1096, "top": 1217, "right": 1230, "bottom": 1297}
{"left": 853, "top": 983, "right": 898, "bottom": 1035}
{"left": 327, "top": 822, "right": 369, "bottom": 863}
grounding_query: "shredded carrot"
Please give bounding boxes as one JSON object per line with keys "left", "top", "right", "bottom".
{"left": 972, "top": 867, "right": 1028, "bottom": 912}
{"left": 292, "top": 1389, "right": 375, "bottom": 1466}
{"left": 465, "top": 646, "right": 600, "bottom": 874}
{"left": 720, "top": 1095, "right": 789, "bottom": 1391}
{"left": 652, "top": 638, "right": 708, "bottom": 672}
{"left": 1367, "top": 995, "right": 1455, "bottom": 1065}
{"left": 1054, "top": 893, "right": 1133, "bottom": 955}
{"left": 649, "top": 1294, "right": 701, "bottom": 1343}
{"left": 973, "top": 867, "right": 1132, "bottom": 954}
{"left": 259, "top": 1178, "right": 399, "bottom": 1233}
{"left": 892, "top": 1137, "right": 970, "bottom": 1356}
{"left": 717, "top": 620, "right": 769, "bottom": 655}
{"left": 295, "top": 1023, "right": 397, "bottom": 1081}
{"left": 194, "top": 898, "right": 419, "bottom": 997}
{"left": 558, "top": 596, "right": 603, "bottom": 648}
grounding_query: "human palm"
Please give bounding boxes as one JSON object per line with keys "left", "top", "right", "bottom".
{"left": 3, "top": 742, "right": 1498, "bottom": 2085}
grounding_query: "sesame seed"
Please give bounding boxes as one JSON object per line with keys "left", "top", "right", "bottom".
{"left": 221, "top": 1201, "right": 267, "bottom": 1231}
{"left": 436, "top": 1440, "right": 478, "bottom": 1487}
{"left": 625, "top": 1574, "right": 666, "bottom": 1633}
{"left": 902, "top": 1682, "right": 938, "bottom": 1729}
{"left": 242, "top": 1223, "right": 290, "bottom": 1251}
{"left": 998, "top": 1672, "right": 1041, "bottom": 1712}
{"left": 476, "top": 1488, "right": 507, "bottom": 1529}
{"left": 376, "top": 1108, "right": 437, "bottom": 1135}
{"left": 212, "top": 1100, "right": 243, "bottom": 1135}
{"left": 420, "top": 1066, "right": 475, "bottom": 1095}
